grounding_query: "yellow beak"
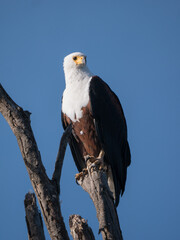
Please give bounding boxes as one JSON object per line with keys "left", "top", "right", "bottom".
{"left": 74, "top": 56, "right": 86, "bottom": 65}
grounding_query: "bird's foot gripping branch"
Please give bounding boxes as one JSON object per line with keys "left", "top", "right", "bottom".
{"left": 76, "top": 157, "right": 123, "bottom": 240}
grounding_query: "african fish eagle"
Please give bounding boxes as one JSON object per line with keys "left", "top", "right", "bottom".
{"left": 61, "top": 52, "right": 131, "bottom": 207}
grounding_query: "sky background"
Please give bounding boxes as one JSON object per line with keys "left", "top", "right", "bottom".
{"left": 0, "top": 0, "right": 180, "bottom": 239}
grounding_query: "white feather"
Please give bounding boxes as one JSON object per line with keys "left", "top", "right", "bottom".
{"left": 62, "top": 52, "right": 93, "bottom": 122}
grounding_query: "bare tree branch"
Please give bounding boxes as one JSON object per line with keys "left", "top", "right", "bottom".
{"left": 52, "top": 123, "right": 72, "bottom": 193}
{"left": 77, "top": 161, "right": 123, "bottom": 240}
{"left": 24, "top": 192, "right": 46, "bottom": 240}
{"left": 0, "top": 84, "right": 69, "bottom": 240}
{"left": 1, "top": 83, "right": 125, "bottom": 240}
{"left": 69, "top": 215, "right": 95, "bottom": 240}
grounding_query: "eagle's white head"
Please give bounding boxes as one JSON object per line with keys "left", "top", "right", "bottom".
{"left": 63, "top": 52, "right": 92, "bottom": 86}
{"left": 62, "top": 52, "right": 93, "bottom": 121}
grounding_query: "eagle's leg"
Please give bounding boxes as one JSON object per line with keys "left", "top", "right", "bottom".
{"left": 75, "top": 150, "right": 105, "bottom": 181}
{"left": 97, "top": 149, "right": 105, "bottom": 162}
{"left": 85, "top": 150, "right": 104, "bottom": 163}
{"left": 85, "top": 150, "right": 106, "bottom": 170}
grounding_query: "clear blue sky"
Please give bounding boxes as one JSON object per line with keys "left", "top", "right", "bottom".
{"left": 0, "top": 0, "right": 180, "bottom": 239}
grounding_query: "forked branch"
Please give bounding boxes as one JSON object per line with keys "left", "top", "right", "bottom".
{"left": 0, "top": 83, "right": 123, "bottom": 240}
{"left": 0, "top": 84, "right": 69, "bottom": 240}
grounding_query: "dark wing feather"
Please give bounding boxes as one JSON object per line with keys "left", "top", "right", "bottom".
{"left": 61, "top": 112, "right": 86, "bottom": 172}
{"left": 89, "top": 76, "right": 131, "bottom": 206}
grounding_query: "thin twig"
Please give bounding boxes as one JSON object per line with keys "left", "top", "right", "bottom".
{"left": 52, "top": 123, "right": 72, "bottom": 193}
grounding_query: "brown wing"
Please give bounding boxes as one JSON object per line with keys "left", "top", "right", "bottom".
{"left": 89, "top": 76, "right": 131, "bottom": 206}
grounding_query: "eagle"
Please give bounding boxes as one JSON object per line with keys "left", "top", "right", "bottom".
{"left": 61, "top": 52, "right": 131, "bottom": 207}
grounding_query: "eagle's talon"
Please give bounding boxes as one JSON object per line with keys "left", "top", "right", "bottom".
{"left": 75, "top": 168, "right": 88, "bottom": 183}
{"left": 82, "top": 168, "right": 88, "bottom": 174}
{"left": 84, "top": 155, "right": 94, "bottom": 163}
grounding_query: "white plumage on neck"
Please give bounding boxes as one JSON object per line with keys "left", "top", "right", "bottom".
{"left": 62, "top": 52, "right": 93, "bottom": 122}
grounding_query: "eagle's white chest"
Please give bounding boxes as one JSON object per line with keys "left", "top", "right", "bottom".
{"left": 62, "top": 78, "right": 91, "bottom": 122}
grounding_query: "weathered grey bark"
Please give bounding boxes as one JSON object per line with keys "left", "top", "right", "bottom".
{"left": 0, "top": 84, "right": 69, "bottom": 240}
{"left": 69, "top": 215, "right": 95, "bottom": 240}
{"left": 77, "top": 161, "right": 123, "bottom": 240}
{"left": 24, "top": 192, "right": 46, "bottom": 240}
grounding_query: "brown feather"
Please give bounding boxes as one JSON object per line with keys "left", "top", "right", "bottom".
{"left": 62, "top": 100, "right": 101, "bottom": 159}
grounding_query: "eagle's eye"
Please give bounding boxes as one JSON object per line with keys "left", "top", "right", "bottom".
{"left": 73, "top": 56, "right": 77, "bottom": 61}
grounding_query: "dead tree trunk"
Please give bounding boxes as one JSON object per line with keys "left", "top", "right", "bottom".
{"left": 0, "top": 84, "right": 69, "bottom": 240}
{"left": 0, "top": 83, "right": 123, "bottom": 240}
